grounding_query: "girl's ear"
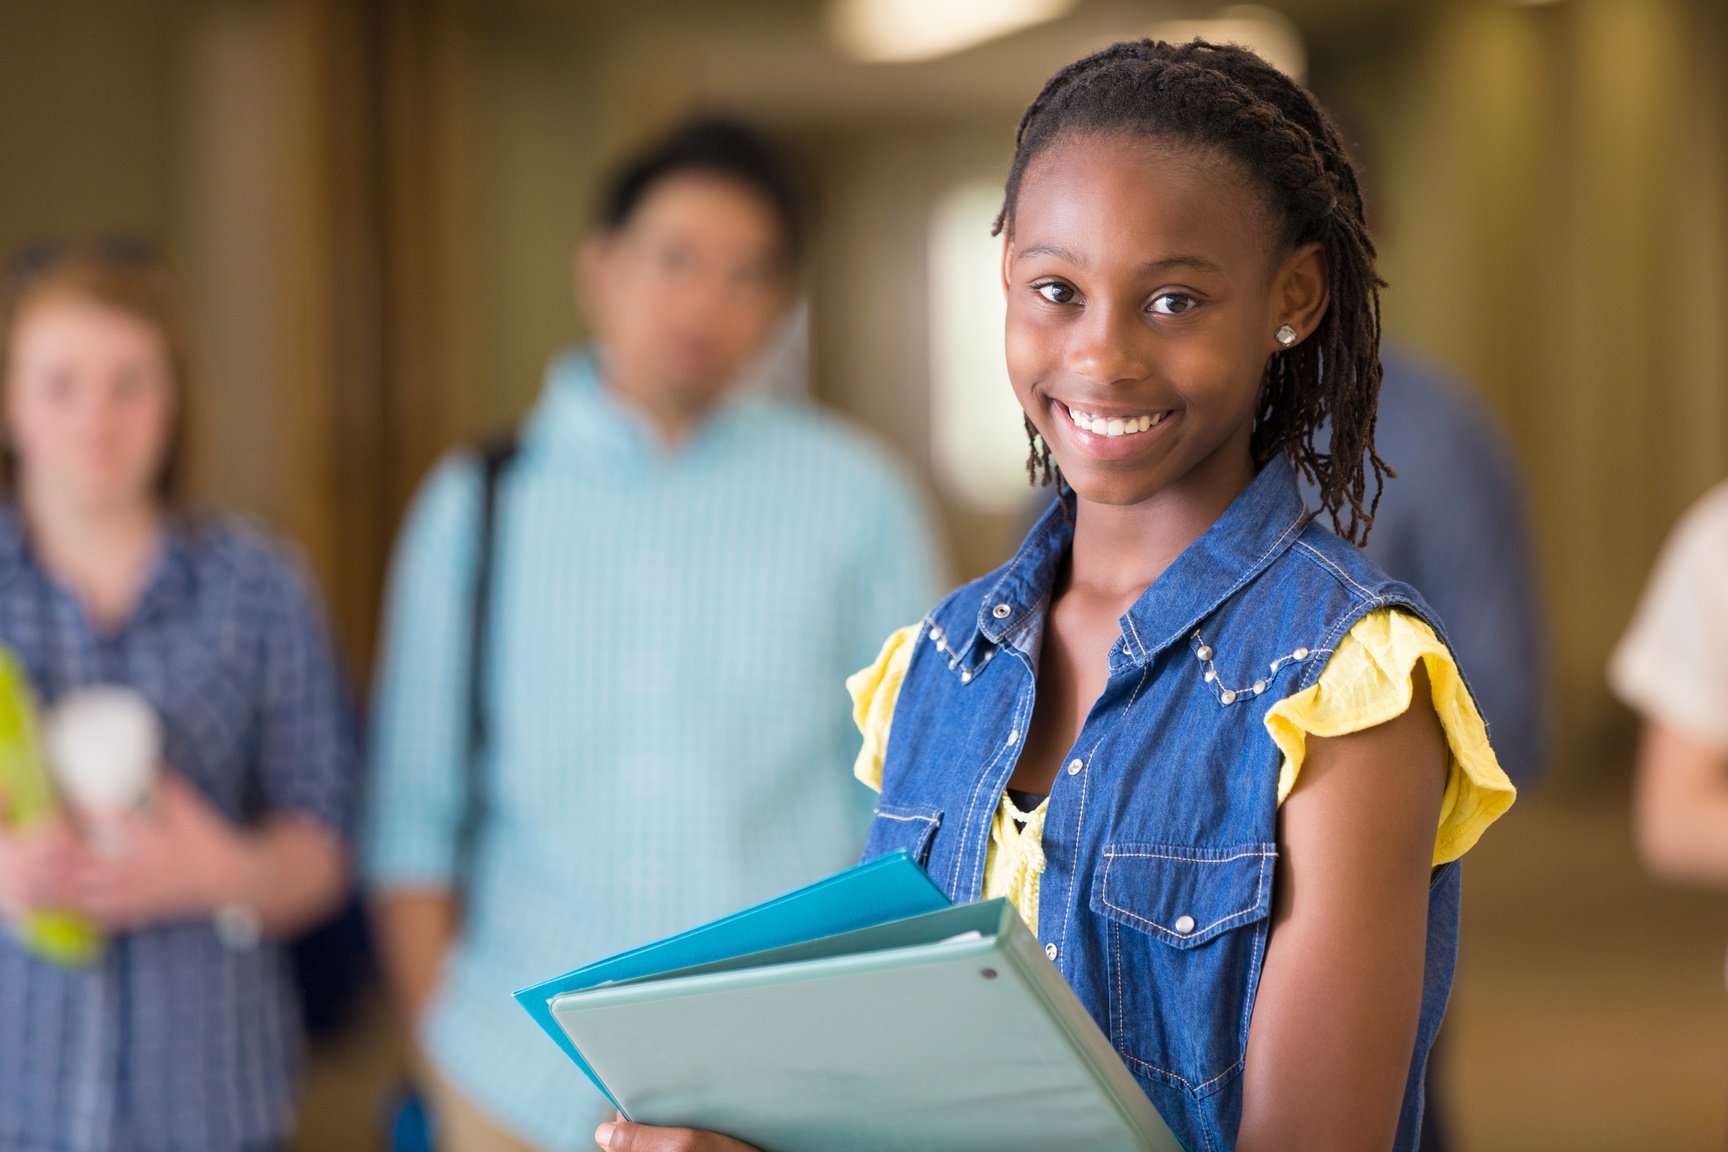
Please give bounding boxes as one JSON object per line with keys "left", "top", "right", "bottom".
{"left": 999, "top": 234, "right": 1014, "bottom": 301}
{"left": 1271, "top": 240, "right": 1329, "bottom": 350}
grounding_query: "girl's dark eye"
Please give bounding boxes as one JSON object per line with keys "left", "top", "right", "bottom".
{"left": 1035, "top": 282, "right": 1076, "bottom": 305}
{"left": 1150, "top": 292, "right": 1199, "bottom": 316}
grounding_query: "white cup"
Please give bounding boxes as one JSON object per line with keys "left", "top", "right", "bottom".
{"left": 45, "top": 687, "right": 162, "bottom": 853}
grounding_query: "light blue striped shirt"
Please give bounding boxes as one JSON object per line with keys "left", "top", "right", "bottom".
{"left": 363, "top": 350, "right": 943, "bottom": 1150}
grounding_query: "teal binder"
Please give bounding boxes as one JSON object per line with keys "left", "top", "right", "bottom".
{"left": 517, "top": 856, "right": 1186, "bottom": 1151}
{"left": 512, "top": 852, "right": 952, "bottom": 1108}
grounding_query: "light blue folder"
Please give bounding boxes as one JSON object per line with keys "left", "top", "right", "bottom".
{"left": 512, "top": 852, "right": 951, "bottom": 1109}
{"left": 517, "top": 855, "right": 1186, "bottom": 1151}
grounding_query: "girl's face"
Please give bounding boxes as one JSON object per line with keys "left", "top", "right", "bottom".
{"left": 4, "top": 293, "right": 177, "bottom": 514}
{"left": 1003, "top": 134, "right": 1325, "bottom": 512}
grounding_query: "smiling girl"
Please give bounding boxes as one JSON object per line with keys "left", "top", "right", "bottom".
{"left": 599, "top": 39, "right": 1515, "bottom": 1152}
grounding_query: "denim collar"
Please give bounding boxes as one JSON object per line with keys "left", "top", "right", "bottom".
{"left": 523, "top": 346, "right": 770, "bottom": 469}
{"left": 973, "top": 455, "right": 1313, "bottom": 667}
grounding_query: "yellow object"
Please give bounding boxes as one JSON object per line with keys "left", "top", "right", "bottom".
{"left": 0, "top": 646, "right": 104, "bottom": 965}
{"left": 849, "top": 610, "right": 1516, "bottom": 932}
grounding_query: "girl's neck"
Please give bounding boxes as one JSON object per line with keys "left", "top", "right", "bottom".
{"left": 20, "top": 485, "right": 166, "bottom": 632}
{"left": 1066, "top": 451, "right": 1258, "bottom": 603}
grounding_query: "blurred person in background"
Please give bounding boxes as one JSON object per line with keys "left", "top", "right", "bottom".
{"left": 0, "top": 238, "right": 359, "bottom": 1152}
{"left": 1612, "top": 481, "right": 1728, "bottom": 888}
{"left": 1307, "top": 346, "right": 1548, "bottom": 787}
{"left": 1321, "top": 116, "right": 1549, "bottom": 1152}
{"left": 1300, "top": 282, "right": 1547, "bottom": 1152}
{"left": 364, "top": 118, "right": 943, "bottom": 1152}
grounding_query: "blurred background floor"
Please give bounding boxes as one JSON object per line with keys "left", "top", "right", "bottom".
{"left": 1449, "top": 782, "right": 1728, "bottom": 1151}
{"left": 293, "top": 773, "right": 1728, "bottom": 1151}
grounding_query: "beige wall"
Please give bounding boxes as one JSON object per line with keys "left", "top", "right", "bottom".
{"left": 1355, "top": 0, "right": 1728, "bottom": 772}
{"left": 0, "top": 0, "right": 175, "bottom": 258}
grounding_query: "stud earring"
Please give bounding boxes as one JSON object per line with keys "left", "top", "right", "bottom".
{"left": 1275, "top": 324, "right": 1298, "bottom": 347}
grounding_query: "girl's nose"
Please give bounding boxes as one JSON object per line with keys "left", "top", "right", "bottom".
{"left": 1066, "top": 302, "right": 1152, "bottom": 387}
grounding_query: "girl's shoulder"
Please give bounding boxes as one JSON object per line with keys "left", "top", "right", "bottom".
{"left": 1282, "top": 516, "right": 1421, "bottom": 606}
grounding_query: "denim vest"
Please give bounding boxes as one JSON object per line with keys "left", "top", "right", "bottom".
{"left": 863, "top": 456, "right": 1465, "bottom": 1152}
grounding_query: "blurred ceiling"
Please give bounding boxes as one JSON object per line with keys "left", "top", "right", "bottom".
{"left": 491, "top": 0, "right": 1426, "bottom": 128}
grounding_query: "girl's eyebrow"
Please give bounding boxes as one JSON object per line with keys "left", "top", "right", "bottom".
{"left": 1014, "top": 243, "right": 1222, "bottom": 276}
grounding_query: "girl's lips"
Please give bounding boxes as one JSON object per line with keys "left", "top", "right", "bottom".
{"left": 1052, "top": 398, "right": 1175, "bottom": 458}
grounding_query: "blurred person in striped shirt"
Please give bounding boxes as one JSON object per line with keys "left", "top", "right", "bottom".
{"left": 363, "top": 119, "right": 943, "bottom": 1152}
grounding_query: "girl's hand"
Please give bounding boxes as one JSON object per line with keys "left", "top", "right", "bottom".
{"left": 63, "top": 770, "right": 250, "bottom": 931}
{"left": 0, "top": 803, "right": 78, "bottom": 917}
{"left": 594, "top": 1120, "right": 760, "bottom": 1152}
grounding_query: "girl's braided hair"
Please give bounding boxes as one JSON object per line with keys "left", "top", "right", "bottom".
{"left": 998, "top": 38, "right": 1388, "bottom": 545}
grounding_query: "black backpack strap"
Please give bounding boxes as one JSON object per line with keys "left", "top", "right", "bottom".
{"left": 455, "top": 431, "right": 519, "bottom": 902}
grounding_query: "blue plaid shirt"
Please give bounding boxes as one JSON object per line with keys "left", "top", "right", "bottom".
{"left": 364, "top": 350, "right": 943, "bottom": 1150}
{"left": 0, "top": 508, "right": 358, "bottom": 1152}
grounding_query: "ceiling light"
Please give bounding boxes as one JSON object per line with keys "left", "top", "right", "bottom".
{"left": 830, "top": 0, "right": 1080, "bottom": 64}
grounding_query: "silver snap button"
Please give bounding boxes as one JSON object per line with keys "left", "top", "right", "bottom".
{"left": 1007, "top": 730, "right": 1019, "bottom": 745}
{"left": 1294, "top": 647, "right": 1310, "bottom": 660}
{"left": 1220, "top": 689, "right": 1237, "bottom": 705}
{"left": 1045, "top": 943, "right": 1058, "bottom": 961}
{"left": 1196, "top": 644, "right": 1213, "bottom": 661}
{"left": 960, "top": 670, "right": 972, "bottom": 683}
{"left": 1252, "top": 680, "right": 1266, "bottom": 694}
{"left": 1173, "top": 915, "right": 1197, "bottom": 935}
{"left": 1067, "top": 758, "right": 1083, "bottom": 776}
{"left": 992, "top": 603, "right": 1012, "bottom": 619}
{"left": 930, "top": 625, "right": 943, "bottom": 640}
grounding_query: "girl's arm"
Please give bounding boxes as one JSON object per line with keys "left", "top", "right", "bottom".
{"left": 1236, "top": 665, "right": 1447, "bottom": 1152}
{"left": 1632, "top": 719, "right": 1728, "bottom": 884}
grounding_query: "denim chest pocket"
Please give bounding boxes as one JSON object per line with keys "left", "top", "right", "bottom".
{"left": 861, "top": 802, "right": 943, "bottom": 867}
{"left": 1089, "top": 841, "right": 1276, "bottom": 1101}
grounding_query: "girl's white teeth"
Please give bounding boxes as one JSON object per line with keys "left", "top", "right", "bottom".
{"left": 1065, "top": 404, "right": 1166, "bottom": 438}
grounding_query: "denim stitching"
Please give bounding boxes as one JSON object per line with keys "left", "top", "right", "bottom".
{"left": 1242, "top": 894, "right": 1271, "bottom": 1092}
{"left": 870, "top": 809, "right": 937, "bottom": 824}
{"left": 1114, "top": 918, "right": 1125, "bottom": 1053}
{"left": 1057, "top": 667, "right": 1144, "bottom": 967}
{"left": 1055, "top": 723, "right": 1107, "bottom": 967}
{"left": 1299, "top": 603, "right": 1379, "bottom": 691}
{"left": 1121, "top": 1049, "right": 1246, "bottom": 1098}
{"left": 1123, "top": 611, "right": 1148, "bottom": 661}
{"left": 1293, "top": 539, "right": 1380, "bottom": 602}
{"left": 1122, "top": 510, "right": 1308, "bottom": 664}
{"left": 1205, "top": 510, "right": 1310, "bottom": 617}
{"left": 952, "top": 684, "right": 1031, "bottom": 895}
{"left": 1105, "top": 848, "right": 1275, "bottom": 863}
{"left": 1101, "top": 849, "right": 1274, "bottom": 939}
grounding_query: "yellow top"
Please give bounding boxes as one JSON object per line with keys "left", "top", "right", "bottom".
{"left": 847, "top": 608, "right": 1516, "bottom": 932}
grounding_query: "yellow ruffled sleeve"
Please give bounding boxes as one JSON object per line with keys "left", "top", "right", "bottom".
{"left": 1263, "top": 608, "right": 1516, "bottom": 866}
{"left": 846, "top": 625, "right": 919, "bottom": 793}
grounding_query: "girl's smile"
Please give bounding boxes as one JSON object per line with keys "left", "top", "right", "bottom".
{"left": 1051, "top": 397, "right": 1175, "bottom": 460}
